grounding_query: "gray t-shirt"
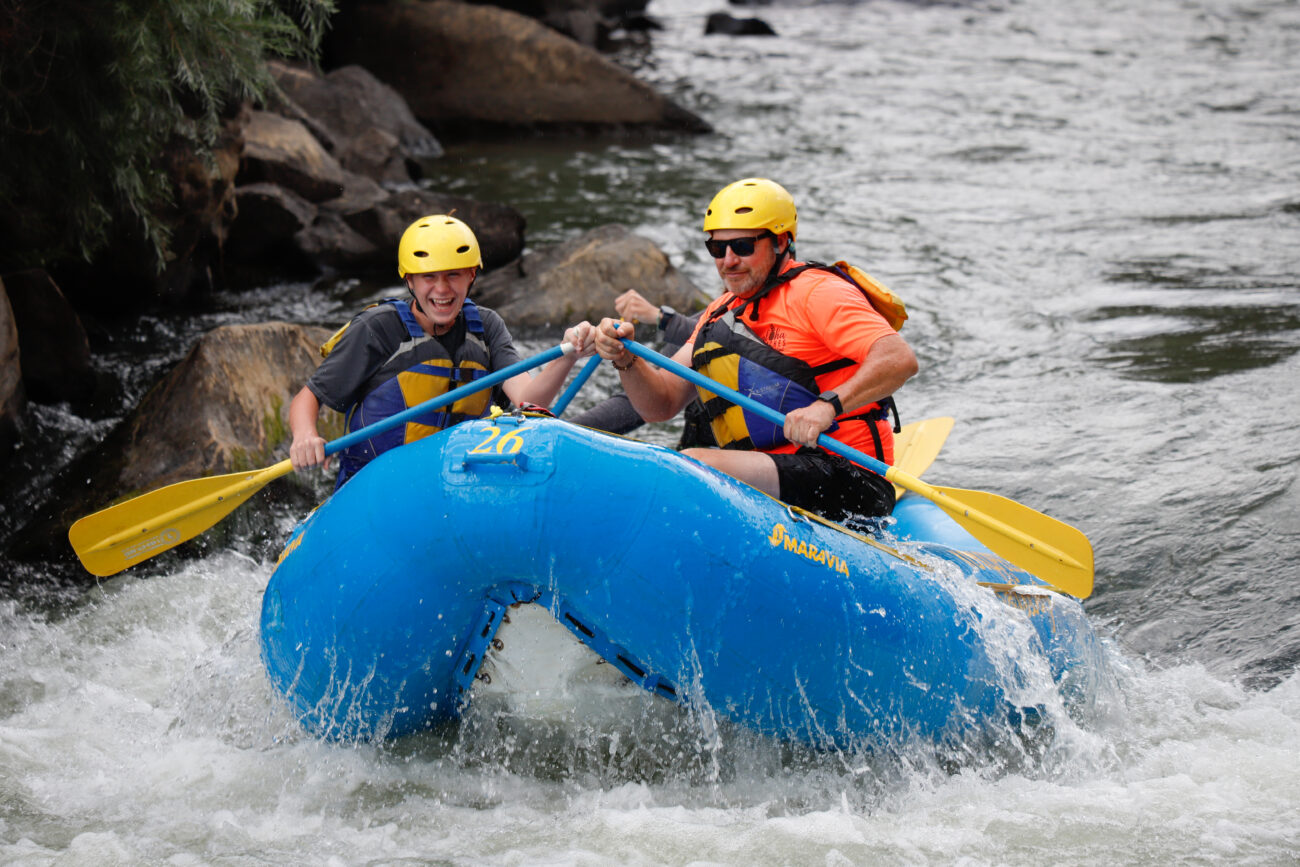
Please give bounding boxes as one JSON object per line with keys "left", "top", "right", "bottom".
{"left": 306, "top": 300, "right": 522, "bottom": 413}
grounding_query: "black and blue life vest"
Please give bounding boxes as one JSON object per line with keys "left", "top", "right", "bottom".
{"left": 690, "top": 267, "right": 899, "bottom": 457}
{"left": 335, "top": 299, "right": 492, "bottom": 487}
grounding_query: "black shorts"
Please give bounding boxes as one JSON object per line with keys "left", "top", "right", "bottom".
{"left": 769, "top": 448, "right": 896, "bottom": 520}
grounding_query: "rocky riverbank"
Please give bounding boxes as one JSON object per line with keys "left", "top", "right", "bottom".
{"left": 0, "top": 0, "right": 757, "bottom": 570}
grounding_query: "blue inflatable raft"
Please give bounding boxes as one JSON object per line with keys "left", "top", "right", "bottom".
{"left": 260, "top": 414, "right": 1107, "bottom": 748}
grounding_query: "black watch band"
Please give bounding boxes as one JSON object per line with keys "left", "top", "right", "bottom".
{"left": 817, "top": 391, "right": 843, "bottom": 416}
{"left": 658, "top": 305, "right": 677, "bottom": 331}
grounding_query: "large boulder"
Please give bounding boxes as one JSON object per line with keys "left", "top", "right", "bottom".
{"left": 325, "top": 0, "right": 710, "bottom": 132}
{"left": 339, "top": 187, "right": 527, "bottom": 274}
{"left": 225, "top": 183, "right": 322, "bottom": 273}
{"left": 0, "top": 278, "right": 25, "bottom": 457}
{"left": 227, "top": 84, "right": 524, "bottom": 280}
{"left": 268, "top": 61, "right": 444, "bottom": 184}
{"left": 111, "top": 321, "right": 335, "bottom": 492}
{"left": 705, "top": 12, "right": 777, "bottom": 36}
{"left": 5, "top": 322, "right": 336, "bottom": 565}
{"left": 225, "top": 177, "right": 527, "bottom": 279}
{"left": 295, "top": 207, "right": 389, "bottom": 273}
{"left": 1, "top": 268, "right": 94, "bottom": 404}
{"left": 222, "top": 56, "right": 532, "bottom": 284}
{"left": 226, "top": 178, "right": 389, "bottom": 276}
{"left": 240, "top": 110, "right": 348, "bottom": 203}
{"left": 465, "top": 0, "right": 659, "bottom": 49}
{"left": 473, "top": 224, "right": 708, "bottom": 330}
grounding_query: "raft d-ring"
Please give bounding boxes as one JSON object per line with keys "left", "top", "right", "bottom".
{"left": 492, "top": 638, "right": 504, "bottom": 651}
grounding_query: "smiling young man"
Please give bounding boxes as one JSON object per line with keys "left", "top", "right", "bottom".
{"left": 593, "top": 178, "right": 918, "bottom": 519}
{"left": 289, "top": 214, "right": 593, "bottom": 488}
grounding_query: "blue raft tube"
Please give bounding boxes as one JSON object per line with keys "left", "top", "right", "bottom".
{"left": 259, "top": 414, "right": 1109, "bottom": 749}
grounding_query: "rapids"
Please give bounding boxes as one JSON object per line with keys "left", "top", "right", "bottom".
{"left": 2, "top": 0, "right": 1298, "bottom": 862}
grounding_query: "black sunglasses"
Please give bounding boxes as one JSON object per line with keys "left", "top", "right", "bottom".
{"left": 705, "top": 232, "right": 773, "bottom": 259}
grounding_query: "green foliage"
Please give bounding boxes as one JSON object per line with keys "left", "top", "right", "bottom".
{"left": 262, "top": 394, "right": 288, "bottom": 450}
{"left": 0, "top": 0, "right": 335, "bottom": 271}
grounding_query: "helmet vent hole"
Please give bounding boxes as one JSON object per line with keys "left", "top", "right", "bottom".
{"left": 734, "top": 207, "right": 753, "bottom": 215}
{"left": 456, "top": 245, "right": 470, "bottom": 254}
{"left": 414, "top": 251, "right": 428, "bottom": 258}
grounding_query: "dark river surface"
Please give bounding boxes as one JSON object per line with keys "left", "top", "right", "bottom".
{"left": 2, "top": 0, "right": 1298, "bottom": 862}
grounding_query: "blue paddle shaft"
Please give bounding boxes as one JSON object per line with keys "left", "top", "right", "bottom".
{"left": 620, "top": 339, "right": 889, "bottom": 475}
{"left": 324, "top": 342, "right": 572, "bottom": 458}
{"left": 552, "top": 353, "right": 602, "bottom": 417}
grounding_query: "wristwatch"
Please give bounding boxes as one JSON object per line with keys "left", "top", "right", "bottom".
{"left": 817, "top": 391, "right": 843, "bottom": 415}
{"left": 658, "top": 305, "right": 677, "bottom": 331}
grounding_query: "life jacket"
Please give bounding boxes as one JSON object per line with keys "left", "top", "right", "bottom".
{"left": 732, "top": 259, "right": 908, "bottom": 332}
{"left": 690, "top": 261, "right": 903, "bottom": 460}
{"left": 327, "top": 298, "right": 493, "bottom": 488}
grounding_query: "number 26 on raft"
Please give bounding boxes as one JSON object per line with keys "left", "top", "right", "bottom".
{"left": 469, "top": 426, "right": 525, "bottom": 455}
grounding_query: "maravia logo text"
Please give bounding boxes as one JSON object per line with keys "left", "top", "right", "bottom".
{"left": 122, "top": 528, "right": 180, "bottom": 560}
{"left": 276, "top": 533, "right": 304, "bottom": 564}
{"left": 767, "top": 523, "right": 850, "bottom": 576}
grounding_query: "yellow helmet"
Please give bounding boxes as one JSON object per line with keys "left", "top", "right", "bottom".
{"left": 397, "top": 215, "right": 483, "bottom": 278}
{"left": 702, "top": 177, "right": 797, "bottom": 241}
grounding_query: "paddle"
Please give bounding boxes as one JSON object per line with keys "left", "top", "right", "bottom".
{"left": 69, "top": 342, "right": 576, "bottom": 578}
{"left": 619, "top": 339, "right": 1094, "bottom": 598}
{"left": 551, "top": 354, "right": 602, "bottom": 416}
{"left": 889, "top": 415, "right": 954, "bottom": 498}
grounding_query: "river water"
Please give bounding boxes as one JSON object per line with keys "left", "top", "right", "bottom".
{"left": 3, "top": 0, "right": 1299, "bottom": 863}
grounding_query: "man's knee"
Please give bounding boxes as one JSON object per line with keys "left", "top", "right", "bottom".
{"left": 684, "top": 448, "right": 779, "bottom": 495}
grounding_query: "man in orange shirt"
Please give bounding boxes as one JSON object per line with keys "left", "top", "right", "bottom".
{"left": 592, "top": 178, "right": 918, "bottom": 519}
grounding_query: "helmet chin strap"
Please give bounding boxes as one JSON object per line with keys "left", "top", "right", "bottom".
{"left": 760, "top": 240, "right": 794, "bottom": 290}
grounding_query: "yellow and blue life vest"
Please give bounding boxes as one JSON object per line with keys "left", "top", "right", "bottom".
{"left": 692, "top": 304, "right": 841, "bottom": 451}
{"left": 334, "top": 299, "right": 492, "bottom": 487}
{"left": 690, "top": 263, "right": 901, "bottom": 457}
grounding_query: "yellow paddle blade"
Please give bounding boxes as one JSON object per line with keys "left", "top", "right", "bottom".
{"left": 886, "top": 419, "right": 1092, "bottom": 595}
{"left": 68, "top": 461, "right": 292, "bottom": 577}
{"left": 916, "top": 481, "right": 1095, "bottom": 598}
{"left": 890, "top": 416, "right": 954, "bottom": 498}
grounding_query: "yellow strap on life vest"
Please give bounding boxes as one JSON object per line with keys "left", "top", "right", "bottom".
{"left": 833, "top": 261, "right": 908, "bottom": 332}
{"left": 318, "top": 323, "right": 348, "bottom": 358}
{"left": 319, "top": 302, "right": 387, "bottom": 358}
